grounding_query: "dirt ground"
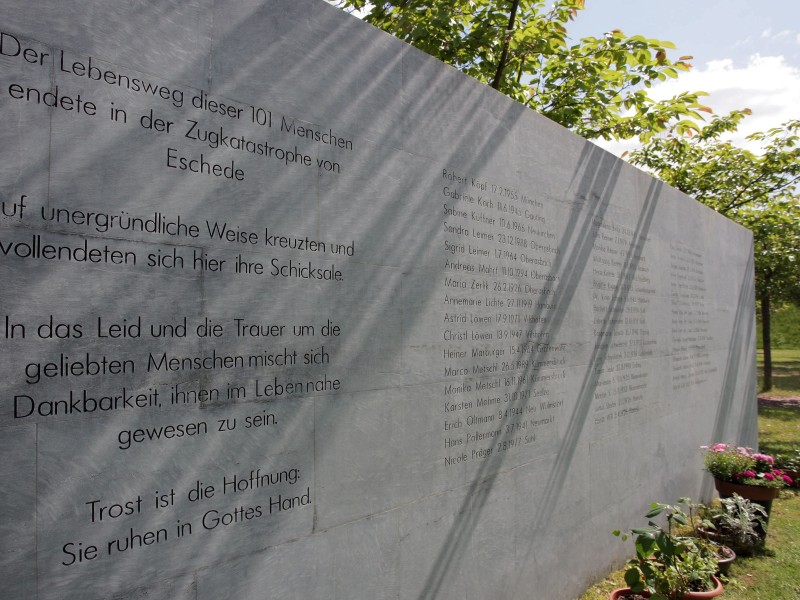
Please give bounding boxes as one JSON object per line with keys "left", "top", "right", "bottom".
{"left": 757, "top": 395, "right": 800, "bottom": 408}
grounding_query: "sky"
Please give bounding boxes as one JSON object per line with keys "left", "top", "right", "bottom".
{"left": 329, "top": 0, "right": 800, "bottom": 156}
{"left": 568, "top": 0, "right": 800, "bottom": 155}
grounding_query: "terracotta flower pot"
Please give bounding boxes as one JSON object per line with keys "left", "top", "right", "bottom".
{"left": 609, "top": 575, "right": 724, "bottom": 599}
{"left": 713, "top": 478, "right": 779, "bottom": 501}
{"left": 609, "top": 590, "right": 650, "bottom": 599}
{"left": 681, "top": 576, "right": 724, "bottom": 599}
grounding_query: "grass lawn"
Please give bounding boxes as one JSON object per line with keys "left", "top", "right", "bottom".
{"left": 719, "top": 488, "right": 800, "bottom": 599}
{"left": 577, "top": 348, "right": 800, "bottom": 599}
{"left": 760, "top": 404, "right": 800, "bottom": 458}
{"left": 757, "top": 348, "right": 800, "bottom": 397}
{"left": 723, "top": 403, "right": 800, "bottom": 599}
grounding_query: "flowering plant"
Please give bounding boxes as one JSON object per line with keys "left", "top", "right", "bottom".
{"left": 701, "top": 443, "right": 794, "bottom": 488}
{"left": 613, "top": 498, "right": 720, "bottom": 599}
{"left": 774, "top": 448, "right": 800, "bottom": 470}
{"left": 774, "top": 449, "right": 800, "bottom": 488}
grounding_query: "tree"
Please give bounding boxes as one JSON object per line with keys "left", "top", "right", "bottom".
{"left": 330, "top": 0, "right": 709, "bottom": 140}
{"left": 629, "top": 111, "right": 800, "bottom": 215}
{"left": 630, "top": 114, "right": 800, "bottom": 390}
{"left": 740, "top": 202, "right": 800, "bottom": 390}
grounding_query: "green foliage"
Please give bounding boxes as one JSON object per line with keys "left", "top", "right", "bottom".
{"left": 582, "top": 409, "right": 800, "bottom": 600}
{"left": 330, "top": 0, "right": 709, "bottom": 140}
{"left": 631, "top": 113, "right": 800, "bottom": 388}
{"left": 701, "top": 444, "right": 792, "bottom": 488}
{"left": 701, "top": 493, "right": 768, "bottom": 552}
{"left": 702, "top": 445, "right": 756, "bottom": 483}
{"left": 731, "top": 188, "right": 800, "bottom": 309}
{"left": 630, "top": 111, "right": 800, "bottom": 216}
{"left": 775, "top": 448, "right": 800, "bottom": 473}
{"left": 757, "top": 303, "right": 800, "bottom": 349}
{"left": 628, "top": 112, "right": 800, "bottom": 296}
{"left": 614, "top": 499, "right": 719, "bottom": 599}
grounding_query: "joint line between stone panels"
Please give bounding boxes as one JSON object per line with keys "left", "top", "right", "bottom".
{"left": 312, "top": 479, "right": 489, "bottom": 536}
{"left": 35, "top": 422, "right": 39, "bottom": 596}
{"left": 207, "top": 1, "right": 215, "bottom": 93}
{"left": 315, "top": 153, "right": 321, "bottom": 240}
{"left": 313, "top": 395, "right": 318, "bottom": 534}
{"left": 399, "top": 270, "right": 406, "bottom": 372}
{"left": 37, "top": 232, "right": 217, "bottom": 252}
{"left": 39, "top": 53, "right": 52, "bottom": 590}
{"left": 43, "top": 31, "right": 200, "bottom": 92}
{"left": 314, "top": 467, "right": 535, "bottom": 536}
{"left": 45, "top": 49, "right": 55, "bottom": 226}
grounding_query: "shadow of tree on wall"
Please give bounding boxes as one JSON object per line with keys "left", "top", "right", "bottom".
{"left": 0, "top": 1, "right": 759, "bottom": 599}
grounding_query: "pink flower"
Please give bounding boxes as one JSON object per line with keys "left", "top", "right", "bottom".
{"left": 710, "top": 443, "right": 728, "bottom": 452}
{"left": 782, "top": 475, "right": 794, "bottom": 485}
{"left": 753, "top": 453, "right": 774, "bottom": 464}
{"left": 763, "top": 472, "right": 775, "bottom": 481}
{"left": 743, "top": 470, "right": 756, "bottom": 478}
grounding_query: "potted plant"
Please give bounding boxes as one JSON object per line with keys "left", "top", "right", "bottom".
{"left": 713, "top": 544, "right": 736, "bottom": 577}
{"left": 698, "top": 493, "right": 768, "bottom": 556}
{"left": 701, "top": 443, "right": 794, "bottom": 494}
{"left": 681, "top": 499, "right": 737, "bottom": 575}
{"left": 774, "top": 448, "right": 800, "bottom": 488}
{"left": 611, "top": 499, "right": 723, "bottom": 599}
{"left": 701, "top": 443, "right": 793, "bottom": 534}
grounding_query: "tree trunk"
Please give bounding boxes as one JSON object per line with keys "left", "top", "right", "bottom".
{"left": 491, "top": 0, "right": 520, "bottom": 90}
{"left": 760, "top": 286, "right": 772, "bottom": 391}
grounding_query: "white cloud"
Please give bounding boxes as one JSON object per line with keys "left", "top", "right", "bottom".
{"left": 652, "top": 55, "right": 800, "bottom": 144}
{"left": 594, "top": 54, "right": 800, "bottom": 156}
{"left": 757, "top": 28, "right": 796, "bottom": 44}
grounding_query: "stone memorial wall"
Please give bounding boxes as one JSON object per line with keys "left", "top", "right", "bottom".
{"left": 0, "top": 1, "right": 758, "bottom": 598}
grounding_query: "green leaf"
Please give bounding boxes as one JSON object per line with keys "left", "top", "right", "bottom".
{"left": 635, "top": 536, "right": 657, "bottom": 559}
{"left": 333, "top": 0, "right": 702, "bottom": 141}
{"left": 624, "top": 569, "right": 642, "bottom": 589}
{"left": 672, "top": 513, "right": 688, "bottom": 526}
